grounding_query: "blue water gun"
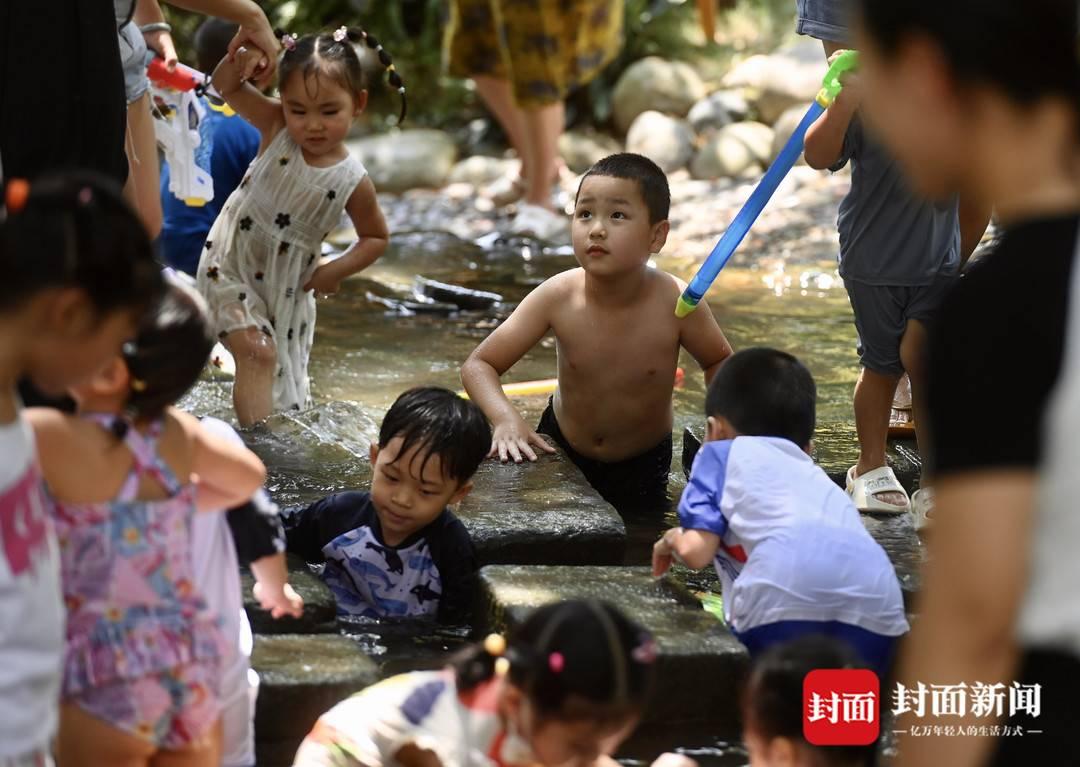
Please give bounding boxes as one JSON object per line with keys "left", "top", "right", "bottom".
{"left": 675, "top": 50, "right": 859, "bottom": 317}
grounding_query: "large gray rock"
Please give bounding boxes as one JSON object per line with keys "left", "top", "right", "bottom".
{"left": 721, "top": 38, "right": 825, "bottom": 124}
{"left": 459, "top": 449, "right": 627, "bottom": 566}
{"left": 347, "top": 130, "right": 458, "bottom": 193}
{"left": 477, "top": 565, "right": 749, "bottom": 729}
{"left": 612, "top": 57, "right": 708, "bottom": 134}
{"left": 690, "top": 121, "right": 774, "bottom": 180}
{"left": 559, "top": 130, "right": 623, "bottom": 174}
{"left": 687, "top": 89, "right": 752, "bottom": 135}
{"left": 625, "top": 111, "right": 695, "bottom": 173}
{"left": 242, "top": 554, "right": 338, "bottom": 635}
{"left": 253, "top": 634, "right": 380, "bottom": 767}
{"left": 771, "top": 105, "right": 812, "bottom": 165}
{"left": 447, "top": 155, "right": 516, "bottom": 187}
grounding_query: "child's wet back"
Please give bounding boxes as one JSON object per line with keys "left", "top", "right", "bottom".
{"left": 462, "top": 154, "right": 732, "bottom": 513}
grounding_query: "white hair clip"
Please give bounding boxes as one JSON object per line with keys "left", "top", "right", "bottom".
{"left": 333, "top": 26, "right": 348, "bottom": 43}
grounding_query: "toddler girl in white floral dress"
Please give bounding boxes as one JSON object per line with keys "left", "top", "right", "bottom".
{"left": 198, "top": 26, "right": 405, "bottom": 425}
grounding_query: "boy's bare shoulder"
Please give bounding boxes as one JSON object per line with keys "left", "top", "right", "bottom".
{"left": 544, "top": 267, "right": 585, "bottom": 293}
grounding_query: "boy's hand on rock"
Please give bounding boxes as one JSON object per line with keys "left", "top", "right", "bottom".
{"left": 490, "top": 420, "right": 556, "bottom": 463}
{"left": 254, "top": 581, "right": 305, "bottom": 619}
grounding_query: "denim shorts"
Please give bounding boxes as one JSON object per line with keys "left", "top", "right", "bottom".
{"left": 795, "top": 0, "right": 852, "bottom": 45}
{"left": 118, "top": 21, "right": 153, "bottom": 103}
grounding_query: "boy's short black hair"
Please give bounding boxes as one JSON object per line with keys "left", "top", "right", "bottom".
{"left": 578, "top": 153, "right": 671, "bottom": 224}
{"left": 705, "top": 348, "right": 816, "bottom": 448}
{"left": 194, "top": 18, "right": 240, "bottom": 74}
{"left": 378, "top": 387, "right": 491, "bottom": 484}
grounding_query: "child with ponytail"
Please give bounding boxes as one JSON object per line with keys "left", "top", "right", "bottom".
{"left": 198, "top": 26, "right": 404, "bottom": 425}
{"left": 27, "top": 280, "right": 268, "bottom": 766}
{"left": 0, "top": 173, "right": 163, "bottom": 767}
{"left": 293, "top": 600, "right": 684, "bottom": 767}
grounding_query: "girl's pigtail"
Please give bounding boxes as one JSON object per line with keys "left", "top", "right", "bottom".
{"left": 347, "top": 26, "right": 407, "bottom": 124}
{"left": 453, "top": 633, "right": 508, "bottom": 692}
{"left": 274, "top": 28, "right": 297, "bottom": 53}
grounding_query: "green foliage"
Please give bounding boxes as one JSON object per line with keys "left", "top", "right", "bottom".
{"left": 164, "top": 0, "right": 794, "bottom": 133}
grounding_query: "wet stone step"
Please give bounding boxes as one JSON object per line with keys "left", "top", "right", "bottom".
{"left": 680, "top": 428, "right": 924, "bottom": 608}
{"left": 459, "top": 449, "right": 627, "bottom": 566}
{"left": 242, "top": 554, "right": 339, "bottom": 635}
{"left": 476, "top": 564, "right": 749, "bottom": 733}
{"left": 252, "top": 633, "right": 380, "bottom": 767}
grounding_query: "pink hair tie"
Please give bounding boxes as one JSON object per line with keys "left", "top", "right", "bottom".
{"left": 281, "top": 32, "right": 297, "bottom": 51}
{"left": 548, "top": 652, "right": 565, "bottom": 673}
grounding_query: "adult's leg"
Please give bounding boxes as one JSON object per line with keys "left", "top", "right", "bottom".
{"left": 224, "top": 328, "right": 277, "bottom": 427}
{"left": 472, "top": 75, "right": 531, "bottom": 177}
{"left": 124, "top": 92, "right": 164, "bottom": 237}
{"left": 57, "top": 702, "right": 154, "bottom": 767}
{"left": 520, "top": 101, "right": 564, "bottom": 209}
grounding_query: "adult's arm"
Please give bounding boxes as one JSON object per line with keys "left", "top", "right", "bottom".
{"left": 893, "top": 471, "right": 1033, "bottom": 767}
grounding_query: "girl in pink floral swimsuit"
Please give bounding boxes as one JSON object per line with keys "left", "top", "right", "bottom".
{"left": 29, "top": 281, "right": 267, "bottom": 767}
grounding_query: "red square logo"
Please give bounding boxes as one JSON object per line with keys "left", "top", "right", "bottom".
{"left": 803, "top": 669, "right": 880, "bottom": 745}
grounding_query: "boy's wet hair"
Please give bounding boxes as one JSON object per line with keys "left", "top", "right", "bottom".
{"left": 743, "top": 636, "right": 877, "bottom": 766}
{"left": 579, "top": 152, "right": 671, "bottom": 224}
{"left": 705, "top": 347, "right": 816, "bottom": 448}
{"left": 194, "top": 18, "right": 240, "bottom": 74}
{"left": 277, "top": 26, "right": 407, "bottom": 123}
{"left": 453, "top": 600, "right": 655, "bottom": 723}
{"left": 378, "top": 387, "right": 491, "bottom": 484}
{"left": 0, "top": 172, "right": 162, "bottom": 318}
{"left": 858, "top": 0, "right": 1079, "bottom": 114}
{"left": 122, "top": 279, "right": 215, "bottom": 423}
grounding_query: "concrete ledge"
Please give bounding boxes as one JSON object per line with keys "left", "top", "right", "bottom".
{"left": 252, "top": 633, "right": 380, "bottom": 765}
{"left": 460, "top": 450, "right": 627, "bottom": 565}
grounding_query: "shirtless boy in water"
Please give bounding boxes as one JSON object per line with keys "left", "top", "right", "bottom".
{"left": 462, "top": 153, "right": 733, "bottom": 513}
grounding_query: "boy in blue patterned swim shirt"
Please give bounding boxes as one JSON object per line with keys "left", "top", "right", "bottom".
{"left": 283, "top": 387, "right": 491, "bottom": 623}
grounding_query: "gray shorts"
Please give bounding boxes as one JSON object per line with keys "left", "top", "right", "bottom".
{"left": 844, "top": 274, "right": 957, "bottom": 376}
{"left": 117, "top": 21, "right": 152, "bottom": 103}
{"left": 795, "top": 0, "right": 852, "bottom": 45}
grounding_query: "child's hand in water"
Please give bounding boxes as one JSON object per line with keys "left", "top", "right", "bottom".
{"left": 829, "top": 48, "right": 863, "bottom": 106}
{"left": 652, "top": 534, "right": 674, "bottom": 576}
{"left": 303, "top": 263, "right": 343, "bottom": 296}
{"left": 490, "top": 418, "right": 556, "bottom": 463}
{"left": 253, "top": 581, "right": 305, "bottom": 619}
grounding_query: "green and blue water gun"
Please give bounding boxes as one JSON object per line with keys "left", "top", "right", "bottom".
{"left": 675, "top": 50, "right": 859, "bottom": 317}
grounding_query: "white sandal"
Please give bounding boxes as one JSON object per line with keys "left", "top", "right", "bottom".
{"left": 846, "top": 465, "right": 911, "bottom": 514}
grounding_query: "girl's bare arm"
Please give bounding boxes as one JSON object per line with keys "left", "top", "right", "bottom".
{"left": 175, "top": 408, "right": 266, "bottom": 511}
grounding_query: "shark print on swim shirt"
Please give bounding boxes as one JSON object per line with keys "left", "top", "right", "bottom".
{"left": 281, "top": 491, "right": 478, "bottom": 623}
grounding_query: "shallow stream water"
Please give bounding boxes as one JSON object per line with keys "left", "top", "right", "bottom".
{"left": 181, "top": 187, "right": 917, "bottom": 765}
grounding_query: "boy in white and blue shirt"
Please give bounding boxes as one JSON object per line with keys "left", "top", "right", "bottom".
{"left": 653, "top": 348, "right": 908, "bottom": 677}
